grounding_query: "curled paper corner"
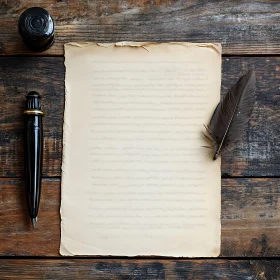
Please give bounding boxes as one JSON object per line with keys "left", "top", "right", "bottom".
{"left": 167, "top": 42, "right": 222, "bottom": 55}
{"left": 64, "top": 42, "right": 93, "bottom": 49}
{"left": 59, "top": 221, "right": 77, "bottom": 256}
{"left": 59, "top": 224, "right": 74, "bottom": 256}
{"left": 59, "top": 242, "right": 74, "bottom": 256}
{"left": 211, "top": 240, "right": 221, "bottom": 258}
{"left": 196, "top": 43, "right": 222, "bottom": 55}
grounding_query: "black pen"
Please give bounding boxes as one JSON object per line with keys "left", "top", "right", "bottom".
{"left": 24, "top": 91, "right": 43, "bottom": 228}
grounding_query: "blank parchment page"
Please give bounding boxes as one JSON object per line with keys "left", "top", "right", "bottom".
{"left": 60, "top": 42, "right": 221, "bottom": 257}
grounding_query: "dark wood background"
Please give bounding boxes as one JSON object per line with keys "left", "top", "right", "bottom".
{"left": 0, "top": 1, "right": 279, "bottom": 279}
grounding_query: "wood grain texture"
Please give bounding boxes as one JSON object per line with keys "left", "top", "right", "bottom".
{"left": 0, "top": 57, "right": 64, "bottom": 178}
{"left": 0, "top": 0, "right": 280, "bottom": 55}
{"left": 0, "top": 0, "right": 279, "bottom": 276}
{"left": 0, "top": 259, "right": 279, "bottom": 280}
{"left": 0, "top": 56, "right": 278, "bottom": 177}
{"left": 1, "top": 178, "right": 280, "bottom": 257}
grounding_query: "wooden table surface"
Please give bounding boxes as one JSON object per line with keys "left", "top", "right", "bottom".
{"left": 0, "top": 1, "right": 279, "bottom": 279}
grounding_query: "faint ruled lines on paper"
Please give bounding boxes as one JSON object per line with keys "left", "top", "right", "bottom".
{"left": 85, "top": 61, "right": 208, "bottom": 232}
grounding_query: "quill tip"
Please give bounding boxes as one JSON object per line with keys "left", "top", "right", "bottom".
{"left": 213, "top": 153, "right": 219, "bottom": 160}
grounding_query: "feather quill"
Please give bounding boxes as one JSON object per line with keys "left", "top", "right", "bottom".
{"left": 204, "top": 69, "right": 256, "bottom": 160}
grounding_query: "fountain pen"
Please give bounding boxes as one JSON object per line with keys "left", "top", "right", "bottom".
{"left": 24, "top": 92, "right": 43, "bottom": 228}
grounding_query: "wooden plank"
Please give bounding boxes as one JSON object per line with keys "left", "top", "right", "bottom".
{"left": 0, "top": 57, "right": 64, "bottom": 178}
{"left": 0, "top": 1, "right": 279, "bottom": 55}
{"left": 221, "top": 57, "right": 280, "bottom": 177}
{"left": 0, "top": 178, "right": 280, "bottom": 257}
{"left": 0, "top": 56, "right": 278, "bottom": 177}
{"left": 0, "top": 259, "right": 277, "bottom": 280}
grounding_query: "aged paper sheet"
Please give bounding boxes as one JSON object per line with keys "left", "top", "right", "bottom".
{"left": 60, "top": 42, "right": 221, "bottom": 257}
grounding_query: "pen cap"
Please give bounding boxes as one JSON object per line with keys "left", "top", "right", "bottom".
{"left": 26, "top": 91, "right": 42, "bottom": 110}
{"left": 18, "top": 7, "right": 55, "bottom": 52}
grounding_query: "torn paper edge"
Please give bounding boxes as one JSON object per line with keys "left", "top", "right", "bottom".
{"left": 65, "top": 41, "right": 222, "bottom": 55}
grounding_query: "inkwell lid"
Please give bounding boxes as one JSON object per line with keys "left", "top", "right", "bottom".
{"left": 25, "top": 91, "right": 42, "bottom": 110}
{"left": 24, "top": 91, "right": 43, "bottom": 116}
{"left": 18, "top": 7, "right": 54, "bottom": 52}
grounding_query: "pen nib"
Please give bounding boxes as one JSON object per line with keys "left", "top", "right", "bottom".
{"left": 31, "top": 217, "right": 37, "bottom": 229}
